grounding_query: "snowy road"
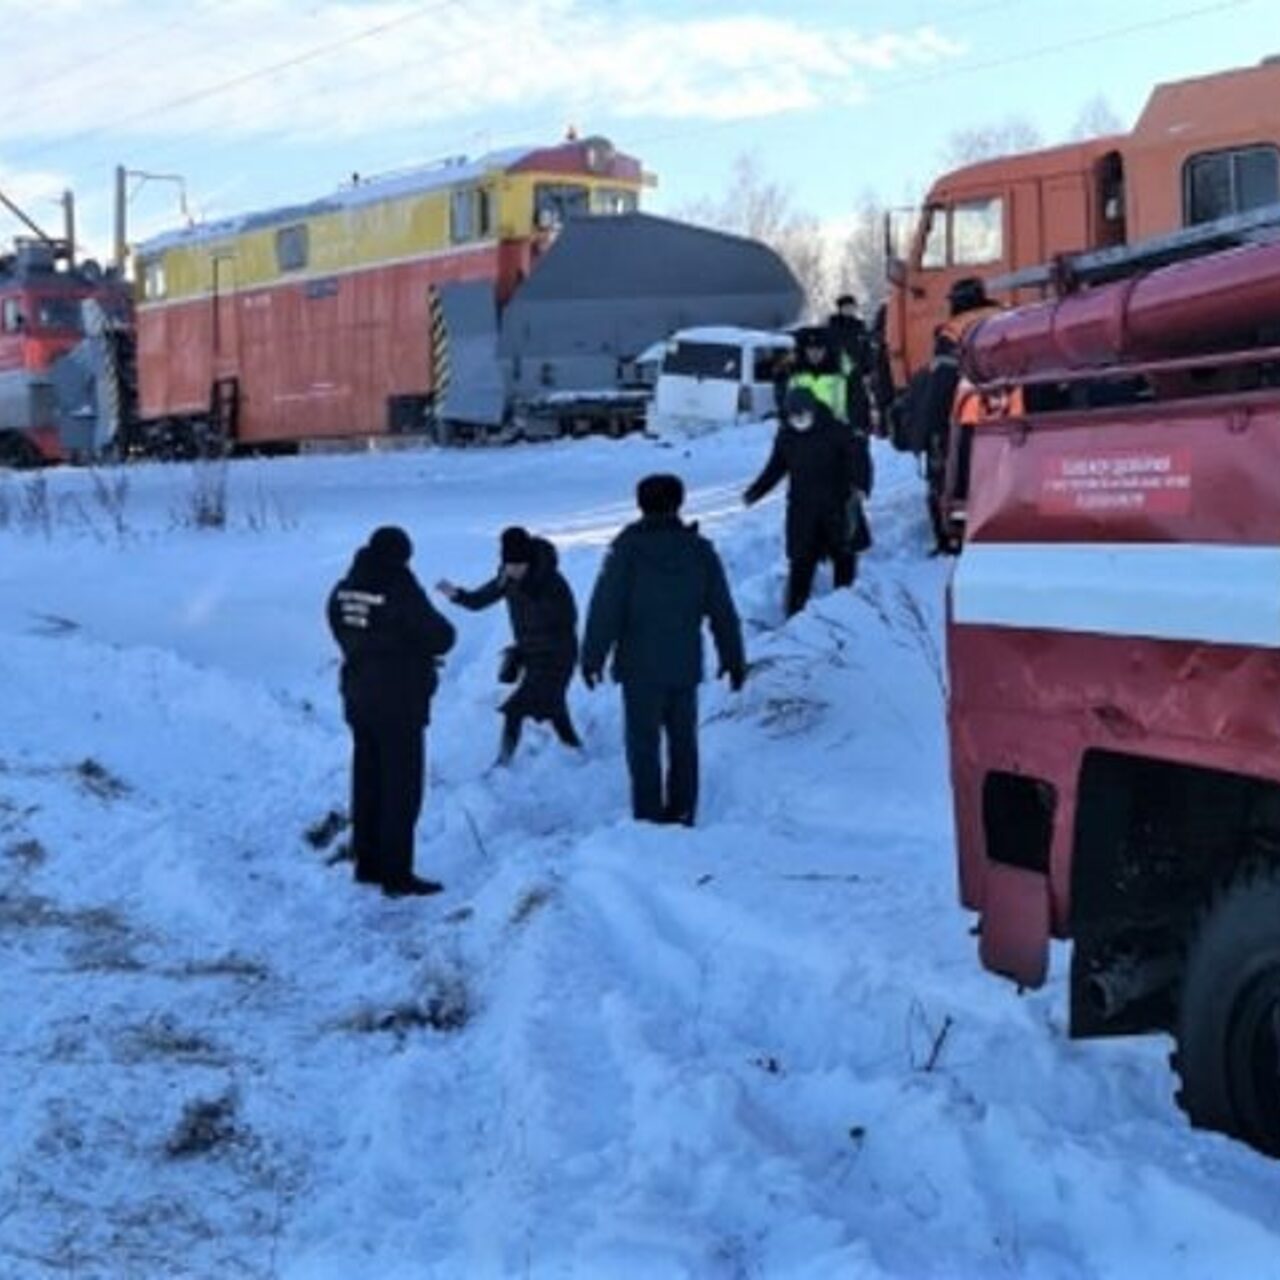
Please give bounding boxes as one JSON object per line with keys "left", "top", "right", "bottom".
{"left": 1, "top": 429, "right": 1278, "bottom": 1278}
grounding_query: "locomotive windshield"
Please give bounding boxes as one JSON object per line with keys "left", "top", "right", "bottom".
{"left": 534, "top": 183, "right": 590, "bottom": 228}
{"left": 32, "top": 296, "right": 83, "bottom": 334}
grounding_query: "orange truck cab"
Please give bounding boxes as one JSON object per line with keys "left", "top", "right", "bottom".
{"left": 883, "top": 57, "right": 1280, "bottom": 399}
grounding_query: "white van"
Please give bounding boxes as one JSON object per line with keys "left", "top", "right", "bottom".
{"left": 650, "top": 327, "right": 793, "bottom": 434}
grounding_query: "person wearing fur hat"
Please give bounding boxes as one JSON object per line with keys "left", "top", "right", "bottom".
{"left": 327, "top": 525, "right": 456, "bottom": 897}
{"left": 437, "top": 526, "right": 581, "bottom": 764}
{"left": 581, "top": 474, "right": 745, "bottom": 827}
{"left": 743, "top": 386, "right": 860, "bottom": 617}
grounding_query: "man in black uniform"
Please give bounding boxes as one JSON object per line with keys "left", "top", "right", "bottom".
{"left": 437, "top": 525, "right": 581, "bottom": 765}
{"left": 327, "top": 526, "right": 456, "bottom": 897}
{"left": 743, "top": 386, "right": 864, "bottom": 617}
{"left": 581, "top": 474, "right": 745, "bottom": 828}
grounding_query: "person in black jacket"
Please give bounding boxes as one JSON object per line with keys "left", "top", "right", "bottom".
{"left": 327, "top": 526, "right": 456, "bottom": 897}
{"left": 826, "top": 293, "right": 872, "bottom": 434}
{"left": 743, "top": 386, "right": 861, "bottom": 617}
{"left": 581, "top": 474, "right": 745, "bottom": 827}
{"left": 437, "top": 526, "right": 581, "bottom": 764}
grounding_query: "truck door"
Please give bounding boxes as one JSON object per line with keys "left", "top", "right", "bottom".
{"left": 211, "top": 253, "right": 239, "bottom": 378}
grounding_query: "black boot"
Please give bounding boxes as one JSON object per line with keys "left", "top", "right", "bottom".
{"left": 382, "top": 874, "right": 443, "bottom": 898}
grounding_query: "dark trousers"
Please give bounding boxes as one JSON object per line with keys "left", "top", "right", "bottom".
{"left": 787, "top": 549, "right": 856, "bottom": 616}
{"left": 622, "top": 683, "right": 698, "bottom": 825}
{"left": 499, "top": 706, "right": 582, "bottom": 761}
{"left": 350, "top": 721, "right": 425, "bottom": 885}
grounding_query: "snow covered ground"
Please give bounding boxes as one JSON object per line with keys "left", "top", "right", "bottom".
{"left": 1, "top": 426, "right": 1278, "bottom": 1279}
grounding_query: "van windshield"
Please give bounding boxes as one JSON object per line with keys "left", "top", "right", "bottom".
{"left": 663, "top": 342, "right": 741, "bottom": 380}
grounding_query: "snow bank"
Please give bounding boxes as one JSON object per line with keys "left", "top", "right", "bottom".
{"left": 0, "top": 430, "right": 1277, "bottom": 1278}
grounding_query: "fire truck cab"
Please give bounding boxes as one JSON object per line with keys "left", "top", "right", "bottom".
{"left": 947, "top": 231, "right": 1280, "bottom": 1155}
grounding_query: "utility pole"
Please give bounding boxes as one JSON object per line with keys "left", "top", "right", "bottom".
{"left": 114, "top": 164, "right": 127, "bottom": 272}
{"left": 61, "top": 190, "right": 75, "bottom": 266}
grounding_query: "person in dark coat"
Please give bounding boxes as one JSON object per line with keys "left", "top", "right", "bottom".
{"left": 743, "top": 386, "right": 859, "bottom": 617}
{"left": 437, "top": 526, "right": 581, "bottom": 764}
{"left": 826, "top": 293, "right": 873, "bottom": 434}
{"left": 581, "top": 474, "right": 745, "bottom": 828}
{"left": 327, "top": 525, "right": 456, "bottom": 897}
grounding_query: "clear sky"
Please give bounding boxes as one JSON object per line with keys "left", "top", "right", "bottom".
{"left": 0, "top": 0, "right": 1270, "bottom": 261}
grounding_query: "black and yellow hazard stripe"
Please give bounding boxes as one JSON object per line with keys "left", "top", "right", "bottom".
{"left": 427, "top": 287, "right": 450, "bottom": 408}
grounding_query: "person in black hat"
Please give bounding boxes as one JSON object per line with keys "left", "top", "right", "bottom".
{"left": 327, "top": 525, "right": 456, "bottom": 897}
{"left": 437, "top": 526, "right": 581, "bottom": 764}
{"left": 581, "top": 474, "right": 745, "bottom": 827}
{"left": 743, "top": 385, "right": 860, "bottom": 616}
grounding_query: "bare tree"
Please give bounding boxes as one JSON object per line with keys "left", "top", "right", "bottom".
{"left": 677, "top": 152, "right": 832, "bottom": 319}
{"left": 940, "top": 116, "right": 1043, "bottom": 169}
{"left": 1070, "top": 94, "right": 1124, "bottom": 140}
{"left": 833, "top": 191, "right": 889, "bottom": 313}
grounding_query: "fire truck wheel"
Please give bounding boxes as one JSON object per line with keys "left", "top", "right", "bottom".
{"left": 1174, "top": 864, "right": 1280, "bottom": 1155}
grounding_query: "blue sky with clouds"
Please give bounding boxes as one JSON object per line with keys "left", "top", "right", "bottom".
{"left": 0, "top": 0, "right": 1269, "bottom": 260}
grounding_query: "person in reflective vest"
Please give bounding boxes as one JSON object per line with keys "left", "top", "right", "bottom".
{"left": 785, "top": 326, "right": 848, "bottom": 426}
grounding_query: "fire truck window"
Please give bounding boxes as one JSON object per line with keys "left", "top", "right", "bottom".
{"left": 951, "top": 197, "right": 1004, "bottom": 266}
{"left": 1185, "top": 145, "right": 1280, "bottom": 225}
{"left": 920, "top": 206, "right": 947, "bottom": 270}
{"left": 275, "top": 224, "right": 309, "bottom": 273}
{"left": 663, "top": 342, "right": 741, "bottom": 381}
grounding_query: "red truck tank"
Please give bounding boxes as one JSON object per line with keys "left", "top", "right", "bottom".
{"left": 947, "top": 233, "right": 1280, "bottom": 1155}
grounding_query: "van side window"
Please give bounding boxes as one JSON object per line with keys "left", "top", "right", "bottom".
{"left": 1184, "top": 145, "right": 1280, "bottom": 225}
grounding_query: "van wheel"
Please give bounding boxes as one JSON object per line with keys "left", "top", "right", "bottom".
{"left": 1174, "top": 863, "right": 1280, "bottom": 1154}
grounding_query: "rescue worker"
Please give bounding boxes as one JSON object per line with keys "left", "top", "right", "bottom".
{"left": 826, "top": 293, "right": 873, "bottom": 435}
{"left": 436, "top": 526, "right": 581, "bottom": 765}
{"left": 743, "top": 386, "right": 862, "bottom": 616}
{"left": 327, "top": 526, "right": 456, "bottom": 897}
{"left": 920, "top": 276, "right": 1002, "bottom": 554}
{"left": 581, "top": 474, "right": 745, "bottom": 828}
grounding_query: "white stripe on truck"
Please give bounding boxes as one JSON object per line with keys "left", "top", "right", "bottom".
{"left": 952, "top": 542, "right": 1280, "bottom": 647}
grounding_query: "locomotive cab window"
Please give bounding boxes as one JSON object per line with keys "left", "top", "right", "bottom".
{"left": 534, "top": 183, "right": 589, "bottom": 230}
{"left": 450, "top": 187, "right": 492, "bottom": 243}
{"left": 1184, "top": 145, "right": 1280, "bottom": 225}
{"left": 34, "top": 297, "right": 81, "bottom": 333}
{"left": 592, "top": 186, "right": 638, "bottom": 215}
{"left": 2, "top": 297, "right": 24, "bottom": 331}
{"left": 919, "top": 206, "right": 947, "bottom": 269}
{"left": 275, "top": 224, "right": 309, "bottom": 273}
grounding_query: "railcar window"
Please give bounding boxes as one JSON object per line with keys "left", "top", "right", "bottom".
{"left": 275, "top": 224, "right": 309, "bottom": 272}
{"left": 662, "top": 342, "right": 741, "bottom": 380}
{"left": 142, "top": 260, "right": 166, "bottom": 301}
{"left": 450, "top": 187, "right": 492, "bottom": 243}
{"left": 919, "top": 206, "right": 947, "bottom": 269}
{"left": 1184, "top": 145, "right": 1280, "bottom": 225}
{"left": 951, "top": 197, "right": 1004, "bottom": 265}
{"left": 535, "top": 183, "right": 590, "bottom": 229}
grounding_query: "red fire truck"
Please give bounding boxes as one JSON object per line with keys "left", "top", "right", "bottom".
{"left": 947, "top": 226, "right": 1280, "bottom": 1154}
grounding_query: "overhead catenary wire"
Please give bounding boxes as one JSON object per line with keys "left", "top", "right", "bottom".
{"left": 1, "top": 0, "right": 465, "bottom": 169}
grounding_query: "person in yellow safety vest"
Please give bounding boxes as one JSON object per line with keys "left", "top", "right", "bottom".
{"left": 923, "top": 277, "right": 1003, "bottom": 555}
{"left": 783, "top": 326, "right": 850, "bottom": 427}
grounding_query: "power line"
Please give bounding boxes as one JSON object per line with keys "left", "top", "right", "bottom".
{"left": 2, "top": 0, "right": 463, "bottom": 168}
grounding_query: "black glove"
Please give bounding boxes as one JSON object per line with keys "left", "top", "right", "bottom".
{"left": 720, "top": 663, "right": 746, "bottom": 693}
{"left": 582, "top": 667, "right": 602, "bottom": 690}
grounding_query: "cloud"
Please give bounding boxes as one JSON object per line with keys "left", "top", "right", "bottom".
{"left": 0, "top": 0, "right": 966, "bottom": 159}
